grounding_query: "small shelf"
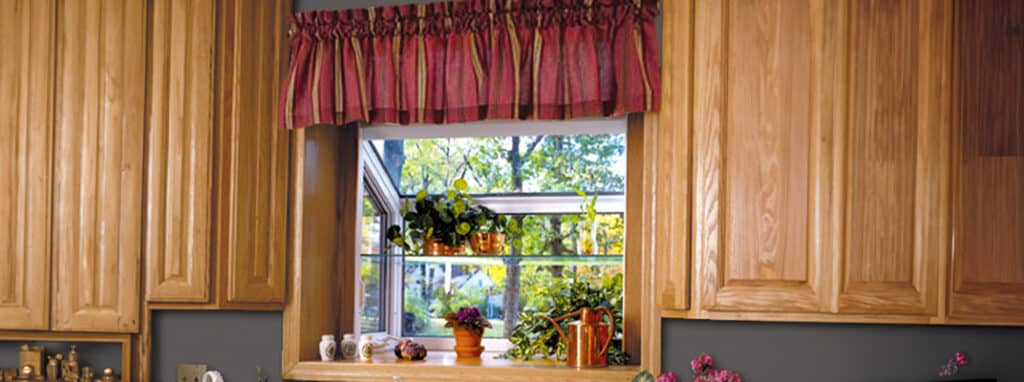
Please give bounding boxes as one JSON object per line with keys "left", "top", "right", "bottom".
{"left": 360, "top": 253, "right": 624, "bottom": 266}
{"left": 285, "top": 351, "right": 640, "bottom": 382}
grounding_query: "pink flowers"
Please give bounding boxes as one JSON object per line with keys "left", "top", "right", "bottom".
{"left": 690, "top": 353, "right": 741, "bottom": 382}
{"left": 940, "top": 351, "right": 969, "bottom": 377}
{"left": 655, "top": 371, "right": 678, "bottom": 382}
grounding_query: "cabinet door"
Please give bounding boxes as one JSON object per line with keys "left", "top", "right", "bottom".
{"left": 0, "top": 0, "right": 55, "bottom": 330}
{"left": 144, "top": 0, "right": 215, "bottom": 303}
{"left": 949, "top": 0, "right": 1024, "bottom": 323}
{"left": 215, "top": 0, "right": 290, "bottom": 305}
{"left": 693, "top": 0, "right": 841, "bottom": 312}
{"left": 836, "top": 0, "right": 951, "bottom": 315}
{"left": 52, "top": 0, "right": 145, "bottom": 332}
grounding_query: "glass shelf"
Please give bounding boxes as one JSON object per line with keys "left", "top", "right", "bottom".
{"left": 360, "top": 253, "right": 623, "bottom": 266}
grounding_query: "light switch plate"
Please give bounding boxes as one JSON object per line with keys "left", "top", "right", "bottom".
{"left": 176, "top": 363, "right": 207, "bottom": 382}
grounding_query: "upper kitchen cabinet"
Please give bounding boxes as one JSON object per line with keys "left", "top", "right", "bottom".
{"left": 214, "top": 0, "right": 290, "bottom": 306}
{"left": 52, "top": 0, "right": 145, "bottom": 332}
{"left": 949, "top": 0, "right": 1024, "bottom": 324}
{"left": 692, "top": 0, "right": 843, "bottom": 313}
{"left": 0, "top": 0, "right": 55, "bottom": 331}
{"left": 836, "top": 0, "right": 950, "bottom": 316}
{"left": 144, "top": 0, "right": 215, "bottom": 303}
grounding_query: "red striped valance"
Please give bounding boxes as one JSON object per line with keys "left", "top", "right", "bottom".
{"left": 279, "top": 0, "right": 660, "bottom": 129}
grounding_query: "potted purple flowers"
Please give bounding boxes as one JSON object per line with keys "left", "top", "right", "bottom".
{"left": 444, "top": 307, "right": 492, "bottom": 358}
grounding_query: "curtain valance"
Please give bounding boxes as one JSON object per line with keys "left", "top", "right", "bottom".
{"left": 279, "top": 0, "right": 660, "bottom": 129}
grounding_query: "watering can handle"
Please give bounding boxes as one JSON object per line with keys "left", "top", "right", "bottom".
{"left": 595, "top": 306, "right": 614, "bottom": 356}
{"left": 539, "top": 309, "right": 583, "bottom": 344}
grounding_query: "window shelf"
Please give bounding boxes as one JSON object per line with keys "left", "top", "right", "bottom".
{"left": 284, "top": 351, "right": 640, "bottom": 382}
{"left": 361, "top": 254, "right": 624, "bottom": 266}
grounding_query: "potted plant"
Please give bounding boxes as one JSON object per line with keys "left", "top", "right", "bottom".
{"left": 468, "top": 206, "right": 522, "bottom": 255}
{"left": 387, "top": 179, "right": 476, "bottom": 255}
{"left": 444, "top": 307, "right": 491, "bottom": 358}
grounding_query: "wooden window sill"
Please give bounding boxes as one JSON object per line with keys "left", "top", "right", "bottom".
{"left": 284, "top": 351, "right": 641, "bottom": 382}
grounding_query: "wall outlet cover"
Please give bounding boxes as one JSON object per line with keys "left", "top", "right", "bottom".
{"left": 176, "top": 364, "right": 207, "bottom": 382}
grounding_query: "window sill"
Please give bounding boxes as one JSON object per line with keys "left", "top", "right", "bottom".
{"left": 284, "top": 351, "right": 641, "bottom": 382}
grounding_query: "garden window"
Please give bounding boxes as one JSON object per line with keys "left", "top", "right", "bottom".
{"left": 356, "top": 120, "right": 628, "bottom": 352}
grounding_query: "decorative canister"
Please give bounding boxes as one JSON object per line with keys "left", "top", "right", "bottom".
{"left": 340, "top": 334, "right": 358, "bottom": 360}
{"left": 319, "top": 334, "right": 337, "bottom": 361}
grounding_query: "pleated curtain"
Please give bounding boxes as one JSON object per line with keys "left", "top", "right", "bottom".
{"left": 279, "top": 0, "right": 660, "bottom": 129}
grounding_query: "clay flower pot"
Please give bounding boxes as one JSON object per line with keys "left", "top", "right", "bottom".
{"left": 422, "top": 238, "right": 465, "bottom": 256}
{"left": 452, "top": 326, "right": 485, "bottom": 358}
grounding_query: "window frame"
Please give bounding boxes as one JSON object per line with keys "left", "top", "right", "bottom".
{"left": 357, "top": 126, "right": 628, "bottom": 351}
{"left": 360, "top": 142, "right": 405, "bottom": 337}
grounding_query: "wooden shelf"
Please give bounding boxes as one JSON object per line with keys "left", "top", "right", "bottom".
{"left": 284, "top": 351, "right": 641, "bottom": 382}
{"left": 0, "top": 331, "right": 131, "bottom": 378}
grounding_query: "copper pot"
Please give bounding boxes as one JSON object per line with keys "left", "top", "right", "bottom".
{"left": 540, "top": 306, "right": 614, "bottom": 368}
{"left": 469, "top": 233, "right": 506, "bottom": 255}
{"left": 422, "top": 238, "right": 465, "bottom": 256}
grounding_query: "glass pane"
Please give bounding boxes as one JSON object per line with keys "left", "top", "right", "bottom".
{"left": 370, "top": 134, "right": 626, "bottom": 196}
{"left": 360, "top": 193, "right": 384, "bottom": 333}
{"left": 360, "top": 257, "right": 383, "bottom": 333}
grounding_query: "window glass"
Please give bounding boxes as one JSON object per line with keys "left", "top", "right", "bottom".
{"left": 361, "top": 194, "right": 384, "bottom": 333}
{"left": 370, "top": 134, "right": 626, "bottom": 196}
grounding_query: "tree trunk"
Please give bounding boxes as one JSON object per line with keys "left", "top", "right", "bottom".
{"left": 548, "top": 215, "right": 566, "bottom": 278}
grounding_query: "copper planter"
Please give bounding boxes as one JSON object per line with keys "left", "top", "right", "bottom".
{"left": 422, "top": 238, "right": 465, "bottom": 256}
{"left": 469, "top": 233, "right": 506, "bottom": 255}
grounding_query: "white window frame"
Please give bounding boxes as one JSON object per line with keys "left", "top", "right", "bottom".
{"left": 356, "top": 120, "right": 627, "bottom": 351}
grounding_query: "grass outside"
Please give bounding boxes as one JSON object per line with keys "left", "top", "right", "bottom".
{"left": 414, "top": 318, "right": 508, "bottom": 338}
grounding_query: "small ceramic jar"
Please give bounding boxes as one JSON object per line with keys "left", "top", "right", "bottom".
{"left": 319, "top": 334, "right": 337, "bottom": 361}
{"left": 340, "top": 334, "right": 358, "bottom": 360}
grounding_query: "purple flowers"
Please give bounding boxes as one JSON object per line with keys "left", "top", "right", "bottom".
{"left": 691, "top": 353, "right": 742, "bottom": 382}
{"left": 940, "top": 351, "right": 969, "bottom": 377}
{"left": 444, "top": 307, "right": 492, "bottom": 336}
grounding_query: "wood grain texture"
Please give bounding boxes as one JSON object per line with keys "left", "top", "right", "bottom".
{"left": 145, "top": 0, "right": 215, "bottom": 303}
{"left": 214, "top": 0, "right": 290, "bottom": 305}
{"left": 838, "top": 0, "right": 950, "bottom": 315}
{"left": 0, "top": 0, "right": 54, "bottom": 330}
{"left": 694, "top": 0, "right": 838, "bottom": 313}
{"left": 652, "top": 0, "right": 693, "bottom": 312}
{"left": 52, "top": 0, "right": 144, "bottom": 333}
{"left": 950, "top": 0, "right": 1024, "bottom": 322}
{"left": 625, "top": 114, "right": 647, "bottom": 364}
{"left": 336, "top": 125, "right": 362, "bottom": 337}
{"left": 285, "top": 355, "right": 640, "bottom": 382}
{"left": 282, "top": 127, "right": 342, "bottom": 373}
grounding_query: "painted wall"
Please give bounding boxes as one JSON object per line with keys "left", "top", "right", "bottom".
{"left": 151, "top": 311, "right": 283, "bottom": 382}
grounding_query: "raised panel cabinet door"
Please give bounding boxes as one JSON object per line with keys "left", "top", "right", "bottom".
{"left": 0, "top": 0, "right": 55, "bottom": 330}
{"left": 52, "top": 0, "right": 145, "bottom": 333}
{"left": 693, "top": 0, "right": 843, "bottom": 313}
{"left": 950, "top": 0, "right": 1024, "bottom": 323}
{"left": 215, "top": 0, "right": 290, "bottom": 305}
{"left": 836, "top": 0, "right": 951, "bottom": 315}
{"left": 145, "top": 0, "right": 215, "bottom": 303}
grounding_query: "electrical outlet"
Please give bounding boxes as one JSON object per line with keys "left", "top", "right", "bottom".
{"left": 176, "top": 364, "right": 207, "bottom": 382}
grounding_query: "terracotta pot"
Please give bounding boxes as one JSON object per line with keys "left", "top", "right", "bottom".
{"left": 452, "top": 326, "right": 485, "bottom": 358}
{"left": 469, "top": 233, "right": 506, "bottom": 255}
{"left": 422, "top": 239, "right": 465, "bottom": 256}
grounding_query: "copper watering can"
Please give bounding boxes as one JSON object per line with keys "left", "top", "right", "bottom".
{"left": 540, "top": 306, "right": 615, "bottom": 368}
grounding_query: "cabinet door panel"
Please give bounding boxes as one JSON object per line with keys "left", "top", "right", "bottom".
{"left": 0, "top": 0, "right": 55, "bottom": 330}
{"left": 145, "top": 0, "right": 215, "bottom": 303}
{"left": 694, "top": 0, "right": 839, "bottom": 312}
{"left": 837, "top": 0, "right": 950, "bottom": 315}
{"left": 53, "top": 0, "right": 144, "bottom": 333}
{"left": 215, "top": 0, "right": 290, "bottom": 305}
{"left": 950, "top": 0, "right": 1024, "bottom": 322}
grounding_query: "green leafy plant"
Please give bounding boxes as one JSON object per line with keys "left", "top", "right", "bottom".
{"left": 503, "top": 273, "right": 628, "bottom": 365}
{"left": 387, "top": 179, "right": 478, "bottom": 250}
{"left": 471, "top": 205, "right": 524, "bottom": 248}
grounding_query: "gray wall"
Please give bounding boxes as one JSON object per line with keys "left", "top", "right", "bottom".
{"left": 662, "top": 319, "right": 1024, "bottom": 382}
{"left": 152, "top": 311, "right": 283, "bottom": 382}
{"left": 0, "top": 341, "right": 122, "bottom": 376}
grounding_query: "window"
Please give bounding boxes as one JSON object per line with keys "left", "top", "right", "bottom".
{"left": 357, "top": 120, "right": 627, "bottom": 348}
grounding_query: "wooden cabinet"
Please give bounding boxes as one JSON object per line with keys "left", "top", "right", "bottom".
{"left": 52, "top": 0, "right": 145, "bottom": 333}
{"left": 0, "top": 0, "right": 55, "bottom": 331}
{"left": 836, "top": 0, "right": 950, "bottom": 315}
{"left": 144, "top": 0, "right": 215, "bottom": 303}
{"left": 692, "top": 0, "right": 842, "bottom": 313}
{"left": 691, "top": 0, "right": 952, "bottom": 318}
{"left": 949, "top": 0, "right": 1024, "bottom": 324}
{"left": 213, "top": 0, "right": 290, "bottom": 305}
